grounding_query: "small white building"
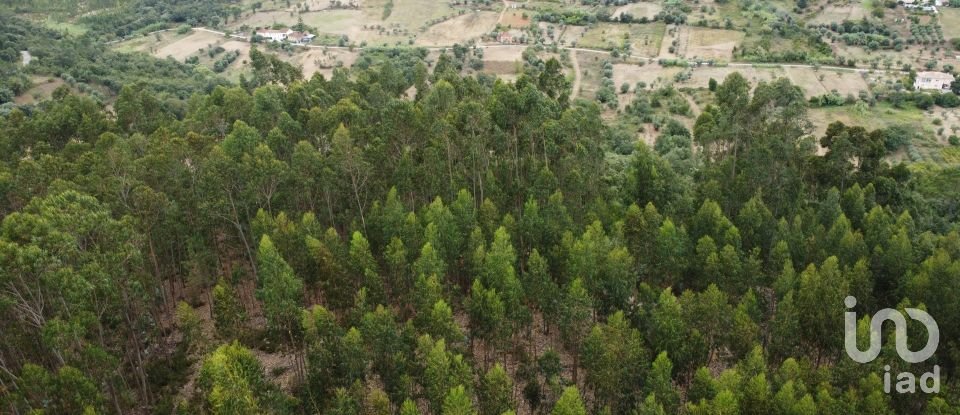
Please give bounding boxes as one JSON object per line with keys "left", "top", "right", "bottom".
{"left": 287, "top": 31, "right": 316, "bottom": 44}
{"left": 256, "top": 28, "right": 292, "bottom": 42}
{"left": 914, "top": 71, "right": 955, "bottom": 91}
{"left": 256, "top": 28, "right": 315, "bottom": 44}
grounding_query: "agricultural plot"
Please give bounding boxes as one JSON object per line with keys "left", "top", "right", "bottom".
{"left": 940, "top": 8, "right": 960, "bottom": 39}
{"left": 577, "top": 23, "right": 665, "bottom": 57}
{"left": 612, "top": 63, "right": 684, "bottom": 91}
{"left": 572, "top": 50, "right": 613, "bottom": 100}
{"left": 499, "top": 9, "right": 531, "bottom": 28}
{"left": 216, "top": 40, "right": 253, "bottom": 77}
{"left": 112, "top": 30, "right": 189, "bottom": 55}
{"left": 300, "top": 10, "right": 380, "bottom": 42}
{"left": 153, "top": 30, "right": 227, "bottom": 62}
{"left": 611, "top": 2, "right": 662, "bottom": 20}
{"left": 232, "top": 10, "right": 299, "bottom": 30}
{"left": 783, "top": 67, "right": 870, "bottom": 98}
{"left": 294, "top": 48, "right": 358, "bottom": 78}
{"left": 415, "top": 11, "right": 499, "bottom": 46}
{"left": 808, "top": 4, "right": 869, "bottom": 25}
{"left": 681, "top": 27, "right": 744, "bottom": 61}
{"left": 555, "top": 24, "right": 587, "bottom": 46}
{"left": 480, "top": 45, "right": 525, "bottom": 77}
{"left": 807, "top": 103, "right": 928, "bottom": 141}
{"left": 385, "top": 0, "right": 457, "bottom": 29}
{"left": 685, "top": 66, "right": 786, "bottom": 88}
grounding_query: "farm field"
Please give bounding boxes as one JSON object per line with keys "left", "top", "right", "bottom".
{"left": 612, "top": 62, "right": 684, "bottom": 91}
{"left": 153, "top": 30, "right": 228, "bottom": 62}
{"left": 577, "top": 22, "right": 665, "bottom": 56}
{"left": 498, "top": 8, "right": 531, "bottom": 28}
{"left": 556, "top": 24, "right": 588, "bottom": 46}
{"left": 112, "top": 31, "right": 190, "bottom": 55}
{"left": 415, "top": 11, "right": 500, "bottom": 46}
{"left": 611, "top": 2, "right": 662, "bottom": 20}
{"left": 684, "top": 65, "right": 785, "bottom": 88}
{"left": 940, "top": 7, "right": 960, "bottom": 39}
{"left": 294, "top": 48, "right": 358, "bottom": 78}
{"left": 384, "top": 0, "right": 458, "bottom": 30}
{"left": 807, "top": 3, "right": 869, "bottom": 25}
{"left": 572, "top": 50, "right": 614, "bottom": 100}
{"left": 680, "top": 27, "right": 744, "bottom": 61}
{"left": 808, "top": 102, "right": 929, "bottom": 138}
{"left": 783, "top": 66, "right": 870, "bottom": 98}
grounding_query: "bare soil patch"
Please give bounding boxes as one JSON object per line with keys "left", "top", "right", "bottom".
{"left": 499, "top": 9, "right": 531, "bottom": 28}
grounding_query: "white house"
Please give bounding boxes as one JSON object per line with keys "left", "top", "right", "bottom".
{"left": 256, "top": 28, "right": 292, "bottom": 42}
{"left": 256, "top": 28, "right": 315, "bottom": 44}
{"left": 287, "top": 31, "right": 316, "bottom": 44}
{"left": 914, "top": 71, "right": 955, "bottom": 91}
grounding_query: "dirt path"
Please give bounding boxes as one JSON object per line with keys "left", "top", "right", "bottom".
{"left": 570, "top": 49, "right": 582, "bottom": 100}
{"left": 684, "top": 93, "right": 701, "bottom": 116}
{"left": 498, "top": 0, "right": 509, "bottom": 25}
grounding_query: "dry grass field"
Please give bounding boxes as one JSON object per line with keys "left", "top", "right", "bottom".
{"left": 783, "top": 67, "right": 870, "bottom": 98}
{"left": 14, "top": 76, "right": 66, "bottom": 105}
{"left": 481, "top": 45, "right": 525, "bottom": 76}
{"left": 153, "top": 30, "right": 227, "bottom": 61}
{"left": 578, "top": 23, "right": 665, "bottom": 56}
{"left": 294, "top": 48, "right": 359, "bottom": 78}
{"left": 682, "top": 27, "right": 744, "bottom": 61}
{"left": 557, "top": 24, "right": 587, "bottom": 46}
{"left": 807, "top": 103, "right": 928, "bottom": 139}
{"left": 112, "top": 31, "right": 188, "bottom": 54}
{"left": 612, "top": 2, "right": 662, "bottom": 20}
{"left": 808, "top": 4, "right": 869, "bottom": 25}
{"left": 612, "top": 63, "right": 684, "bottom": 90}
{"left": 218, "top": 40, "right": 253, "bottom": 75}
{"left": 415, "top": 11, "right": 499, "bottom": 45}
{"left": 498, "top": 9, "right": 531, "bottom": 28}
{"left": 685, "top": 66, "right": 786, "bottom": 88}
{"left": 940, "top": 8, "right": 960, "bottom": 39}
{"left": 386, "top": 0, "right": 457, "bottom": 29}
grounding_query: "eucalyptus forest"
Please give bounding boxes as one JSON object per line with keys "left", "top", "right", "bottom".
{"left": 2, "top": 8, "right": 960, "bottom": 415}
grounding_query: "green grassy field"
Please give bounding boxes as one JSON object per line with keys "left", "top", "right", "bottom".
{"left": 40, "top": 16, "right": 89, "bottom": 35}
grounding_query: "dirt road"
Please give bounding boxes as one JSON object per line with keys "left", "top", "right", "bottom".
{"left": 570, "top": 49, "right": 582, "bottom": 100}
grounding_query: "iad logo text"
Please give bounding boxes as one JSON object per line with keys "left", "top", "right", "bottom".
{"left": 844, "top": 296, "right": 940, "bottom": 393}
